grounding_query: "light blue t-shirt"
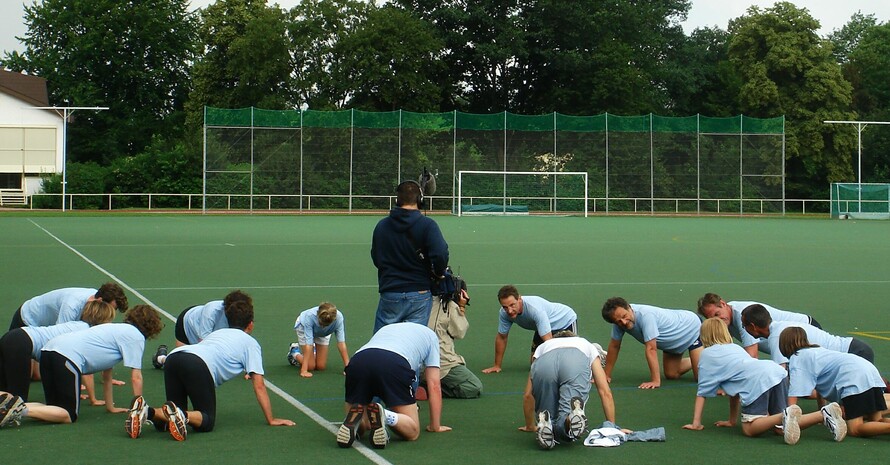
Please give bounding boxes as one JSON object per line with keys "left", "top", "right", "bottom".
{"left": 696, "top": 343, "right": 787, "bottom": 406}
{"left": 183, "top": 300, "right": 229, "bottom": 344}
{"left": 357, "top": 322, "right": 439, "bottom": 371}
{"left": 22, "top": 321, "right": 90, "bottom": 361}
{"left": 610, "top": 304, "right": 701, "bottom": 354}
{"left": 170, "top": 328, "right": 264, "bottom": 387}
{"left": 42, "top": 322, "right": 145, "bottom": 373}
{"left": 497, "top": 296, "right": 577, "bottom": 336}
{"left": 728, "top": 301, "right": 810, "bottom": 352}
{"left": 788, "top": 346, "right": 885, "bottom": 402}
{"left": 21, "top": 288, "right": 96, "bottom": 326}
{"left": 294, "top": 307, "right": 346, "bottom": 341}
{"left": 767, "top": 321, "right": 851, "bottom": 365}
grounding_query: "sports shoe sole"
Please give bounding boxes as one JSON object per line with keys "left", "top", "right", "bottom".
{"left": 567, "top": 397, "right": 588, "bottom": 440}
{"left": 0, "top": 395, "right": 26, "bottom": 428}
{"left": 163, "top": 401, "right": 188, "bottom": 441}
{"left": 366, "top": 402, "right": 389, "bottom": 449}
{"left": 125, "top": 396, "right": 147, "bottom": 439}
{"left": 822, "top": 402, "right": 847, "bottom": 442}
{"left": 783, "top": 405, "right": 801, "bottom": 445}
{"left": 337, "top": 404, "right": 364, "bottom": 448}
{"left": 536, "top": 410, "right": 556, "bottom": 450}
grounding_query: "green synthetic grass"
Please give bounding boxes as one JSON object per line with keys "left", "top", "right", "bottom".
{"left": 1, "top": 214, "right": 888, "bottom": 464}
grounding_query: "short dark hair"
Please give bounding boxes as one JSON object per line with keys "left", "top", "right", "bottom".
{"left": 601, "top": 297, "right": 630, "bottom": 323}
{"left": 497, "top": 285, "right": 519, "bottom": 301}
{"left": 740, "top": 304, "right": 771, "bottom": 329}
{"left": 225, "top": 300, "right": 254, "bottom": 330}
{"left": 97, "top": 282, "right": 128, "bottom": 312}
{"left": 224, "top": 290, "right": 253, "bottom": 310}
{"left": 396, "top": 180, "right": 422, "bottom": 206}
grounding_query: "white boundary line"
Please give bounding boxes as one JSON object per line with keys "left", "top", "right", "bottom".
{"left": 28, "top": 219, "right": 392, "bottom": 465}
{"left": 132, "top": 279, "right": 890, "bottom": 292}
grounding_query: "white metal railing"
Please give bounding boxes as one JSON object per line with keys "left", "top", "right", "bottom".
{"left": 17, "top": 192, "right": 832, "bottom": 215}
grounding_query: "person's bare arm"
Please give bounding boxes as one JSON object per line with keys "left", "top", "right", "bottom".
{"left": 251, "top": 373, "right": 295, "bottom": 426}
{"left": 482, "top": 333, "right": 508, "bottom": 373}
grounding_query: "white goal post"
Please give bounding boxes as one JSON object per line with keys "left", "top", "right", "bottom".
{"left": 456, "top": 170, "right": 588, "bottom": 217}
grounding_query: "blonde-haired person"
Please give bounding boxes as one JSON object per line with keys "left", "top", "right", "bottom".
{"left": 683, "top": 318, "right": 830, "bottom": 445}
{"left": 0, "top": 300, "right": 115, "bottom": 403}
{"left": 0, "top": 305, "right": 164, "bottom": 428}
{"left": 288, "top": 302, "right": 349, "bottom": 378}
{"left": 780, "top": 326, "right": 889, "bottom": 440}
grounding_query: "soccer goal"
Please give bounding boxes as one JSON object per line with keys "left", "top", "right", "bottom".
{"left": 456, "top": 171, "right": 588, "bottom": 217}
{"left": 830, "top": 183, "right": 890, "bottom": 219}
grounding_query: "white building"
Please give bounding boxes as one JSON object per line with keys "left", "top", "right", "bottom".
{"left": 0, "top": 69, "right": 63, "bottom": 204}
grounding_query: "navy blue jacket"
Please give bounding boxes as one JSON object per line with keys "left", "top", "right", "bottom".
{"left": 371, "top": 208, "right": 449, "bottom": 293}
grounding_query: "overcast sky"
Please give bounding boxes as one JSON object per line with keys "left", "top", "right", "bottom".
{"left": 2, "top": 1, "right": 890, "bottom": 58}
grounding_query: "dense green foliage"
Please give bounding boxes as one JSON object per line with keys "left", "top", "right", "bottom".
{"left": 2, "top": 0, "right": 888, "bottom": 206}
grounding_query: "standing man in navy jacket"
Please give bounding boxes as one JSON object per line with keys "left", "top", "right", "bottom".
{"left": 371, "top": 180, "right": 449, "bottom": 333}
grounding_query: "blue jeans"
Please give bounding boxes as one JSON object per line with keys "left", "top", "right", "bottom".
{"left": 373, "top": 291, "right": 433, "bottom": 333}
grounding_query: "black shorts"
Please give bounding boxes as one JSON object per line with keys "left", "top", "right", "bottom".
{"left": 174, "top": 306, "right": 199, "bottom": 345}
{"left": 164, "top": 351, "right": 217, "bottom": 432}
{"left": 847, "top": 338, "right": 875, "bottom": 364}
{"left": 0, "top": 329, "right": 35, "bottom": 401}
{"left": 842, "top": 386, "right": 888, "bottom": 420}
{"left": 345, "top": 348, "right": 416, "bottom": 407}
{"left": 8, "top": 306, "right": 25, "bottom": 331}
{"left": 39, "top": 350, "right": 81, "bottom": 423}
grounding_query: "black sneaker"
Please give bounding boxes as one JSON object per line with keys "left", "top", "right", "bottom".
{"left": 152, "top": 345, "right": 168, "bottom": 369}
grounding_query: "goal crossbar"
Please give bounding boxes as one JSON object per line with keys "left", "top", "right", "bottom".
{"left": 457, "top": 170, "right": 588, "bottom": 217}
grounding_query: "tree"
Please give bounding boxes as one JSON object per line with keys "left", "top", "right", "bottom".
{"left": 515, "top": 0, "right": 690, "bottom": 115}
{"left": 333, "top": 6, "right": 446, "bottom": 111}
{"left": 394, "top": 0, "right": 526, "bottom": 113}
{"left": 728, "top": 2, "right": 856, "bottom": 199}
{"left": 846, "top": 23, "right": 890, "bottom": 182}
{"left": 826, "top": 12, "right": 878, "bottom": 64}
{"left": 1, "top": 0, "right": 198, "bottom": 164}
{"left": 663, "top": 27, "right": 741, "bottom": 116}
{"left": 286, "top": 0, "right": 371, "bottom": 110}
{"left": 186, "top": 0, "right": 292, "bottom": 129}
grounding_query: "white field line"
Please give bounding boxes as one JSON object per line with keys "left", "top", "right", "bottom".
{"left": 28, "top": 219, "right": 392, "bottom": 465}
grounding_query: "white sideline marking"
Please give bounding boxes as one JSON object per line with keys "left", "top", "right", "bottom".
{"left": 133, "top": 279, "right": 890, "bottom": 292}
{"left": 28, "top": 219, "right": 392, "bottom": 465}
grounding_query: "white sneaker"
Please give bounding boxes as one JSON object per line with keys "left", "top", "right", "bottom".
{"left": 592, "top": 343, "right": 608, "bottom": 368}
{"left": 536, "top": 410, "right": 556, "bottom": 450}
{"left": 783, "top": 404, "right": 802, "bottom": 445}
{"left": 566, "top": 397, "right": 588, "bottom": 440}
{"left": 125, "top": 395, "right": 149, "bottom": 438}
{"left": 821, "top": 402, "right": 847, "bottom": 442}
{"left": 0, "top": 394, "right": 26, "bottom": 428}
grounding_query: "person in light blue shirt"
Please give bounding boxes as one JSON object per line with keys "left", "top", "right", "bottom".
{"left": 289, "top": 302, "right": 349, "bottom": 378}
{"left": 10, "top": 283, "right": 128, "bottom": 329}
{"left": 602, "top": 297, "right": 702, "bottom": 390}
{"left": 780, "top": 326, "right": 888, "bottom": 440}
{"left": 0, "top": 300, "right": 115, "bottom": 402}
{"left": 152, "top": 290, "right": 253, "bottom": 370}
{"left": 741, "top": 304, "right": 873, "bottom": 366}
{"left": 338, "top": 322, "right": 450, "bottom": 450}
{"left": 131, "top": 299, "right": 294, "bottom": 441}
{"left": 481, "top": 285, "right": 578, "bottom": 432}
{"left": 697, "top": 293, "right": 820, "bottom": 357}
{"left": 682, "top": 318, "right": 831, "bottom": 445}
{"left": 0, "top": 305, "right": 163, "bottom": 427}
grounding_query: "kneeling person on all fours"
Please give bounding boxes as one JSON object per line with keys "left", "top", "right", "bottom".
{"left": 125, "top": 300, "right": 294, "bottom": 441}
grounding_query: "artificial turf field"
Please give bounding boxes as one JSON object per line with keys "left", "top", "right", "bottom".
{"left": 1, "top": 213, "right": 888, "bottom": 464}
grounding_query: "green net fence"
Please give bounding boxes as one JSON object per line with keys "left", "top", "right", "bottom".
{"left": 204, "top": 107, "right": 785, "bottom": 213}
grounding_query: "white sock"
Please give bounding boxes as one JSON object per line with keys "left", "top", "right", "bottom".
{"left": 384, "top": 408, "right": 399, "bottom": 426}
